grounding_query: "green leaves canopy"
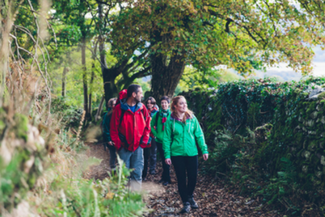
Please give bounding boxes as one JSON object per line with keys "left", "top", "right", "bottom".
{"left": 112, "top": 0, "right": 325, "bottom": 75}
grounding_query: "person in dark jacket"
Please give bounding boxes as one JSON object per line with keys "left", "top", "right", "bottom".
{"left": 163, "top": 95, "right": 209, "bottom": 214}
{"left": 151, "top": 96, "right": 171, "bottom": 186}
{"left": 110, "top": 85, "right": 151, "bottom": 191}
{"left": 142, "top": 97, "right": 159, "bottom": 181}
{"left": 102, "top": 98, "right": 117, "bottom": 169}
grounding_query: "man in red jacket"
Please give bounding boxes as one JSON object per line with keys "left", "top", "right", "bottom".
{"left": 110, "top": 84, "right": 151, "bottom": 191}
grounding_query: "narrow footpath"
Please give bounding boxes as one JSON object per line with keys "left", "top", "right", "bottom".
{"left": 86, "top": 144, "right": 279, "bottom": 217}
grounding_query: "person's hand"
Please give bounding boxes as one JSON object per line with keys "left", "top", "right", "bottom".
{"left": 203, "top": 154, "right": 209, "bottom": 161}
{"left": 108, "top": 141, "right": 114, "bottom": 146}
{"left": 165, "top": 158, "right": 172, "bottom": 165}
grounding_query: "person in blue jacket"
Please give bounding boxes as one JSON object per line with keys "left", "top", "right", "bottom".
{"left": 102, "top": 97, "right": 117, "bottom": 169}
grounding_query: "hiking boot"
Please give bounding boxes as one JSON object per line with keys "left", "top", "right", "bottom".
{"left": 179, "top": 202, "right": 190, "bottom": 214}
{"left": 188, "top": 196, "right": 198, "bottom": 209}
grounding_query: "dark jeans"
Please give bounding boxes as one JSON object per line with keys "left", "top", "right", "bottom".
{"left": 142, "top": 137, "right": 157, "bottom": 179}
{"left": 157, "top": 142, "right": 171, "bottom": 182}
{"left": 171, "top": 155, "right": 198, "bottom": 203}
{"left": 107, "top": 144, "right": 117, "bottom": 169}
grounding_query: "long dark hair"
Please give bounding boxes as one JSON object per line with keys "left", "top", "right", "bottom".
{"left": 145, "top": 96, "right": 156, "bottom": 109}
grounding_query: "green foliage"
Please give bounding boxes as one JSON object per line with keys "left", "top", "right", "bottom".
{"left": 51, "top": 97, "right": 84, "bottom": 129}
{"left": 0, "top": 112, "right": 46, "bottom": 212}
{"left": 35, "top": 156, "right": 146, "bottom": 216}
{"left": 185, "top": 76, "right": 325, "bottom": 215}
{"left": 26, "top": 131, "right": 147, "bottom": 217}
{"left": 178, "top": 67, "right": 240, "bottom": 92}
{"left": 113, "top": 0, "right": 325, "bottom": 75}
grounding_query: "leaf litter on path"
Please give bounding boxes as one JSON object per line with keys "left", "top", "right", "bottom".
{"left": 86, "top": 143, "right": 280, "bottom": 217}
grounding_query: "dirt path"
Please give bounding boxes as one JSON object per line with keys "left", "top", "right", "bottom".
{"left": 86, "top": 144, "right": 279, "bottom": 217}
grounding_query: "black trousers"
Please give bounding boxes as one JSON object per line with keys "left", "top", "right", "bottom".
{"left": 171, "top": 155, "right": 198, "bottom": 203}
{"left": 142, "top": 137, "right": 157, "bottom": 179}
{"left": 156, "top": 142, "right": 171, "bottom": 182}
{"left": 107, "top": 143, "right": 117, "bottom": 169}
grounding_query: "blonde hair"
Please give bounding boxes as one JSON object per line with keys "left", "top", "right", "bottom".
{"left": 171, "top": 95, "right": 193, "bottom": 122}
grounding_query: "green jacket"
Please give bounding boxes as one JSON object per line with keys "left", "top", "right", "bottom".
{"left": 162, "top": 114, "right": 208, "bottom": 159}
{"left": 151, "top": 109, "right": 171, "bottom": 143}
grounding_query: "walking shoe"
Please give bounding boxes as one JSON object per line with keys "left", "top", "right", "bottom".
{"left": 149, "top": 170, "right": 156, "bottom": 175}
{"left": 162, "top": 181, "right": 170, "bottom": 186}
{"left": 179, "top": 202, "right": 190, "bottom": 214}
{"left": 188, "top": 196, "right": 199, "bottom": 209}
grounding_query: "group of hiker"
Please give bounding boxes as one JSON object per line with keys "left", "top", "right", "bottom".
{"left": 101, "top": 84, "right": 209, "bottom": 214}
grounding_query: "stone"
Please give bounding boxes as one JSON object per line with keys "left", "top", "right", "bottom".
{"left": 305, "top": 84, "right": 325, "bottom": 100}
{"left": 321, "top": 116, "right": 325, "bottom": 124}
{"left": 310, "top": 111, "right": 318, "bottom": 119}
{"left": 304, "top": 150, "right": 311, "bottom": 159}
{"left": 302, "top": 165, "right": 308, "bottom": 173}
{"left": 321, "top": 156, "right": 325, "bottom": 166}
{"left": 308, "top": 141, "right": 317, "bottom": 151}
{"left": 306, "top": 120, "right": 315, "bottom": 127}
{"left": 308, "top": 131, "right": 316, "bottom": 135}
{"left": 316, "top": 171, "right": 322, "bottom": 178}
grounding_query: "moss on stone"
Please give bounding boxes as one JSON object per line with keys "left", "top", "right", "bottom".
{"left": 318, "top": 92, "right": 325, "bottom": 99}
{"left": 13, "top": 114, "right": 29, "bottom": 141}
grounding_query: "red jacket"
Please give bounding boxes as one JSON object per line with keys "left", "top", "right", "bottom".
{"left": 110, "top": 99, "right": 151, "bottom": 152}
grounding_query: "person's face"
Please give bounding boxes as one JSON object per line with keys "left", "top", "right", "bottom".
{"left": 161, "top": 100, "right": 169, "bottom": 110}
{"left": 132, "top": 87, "right": 143, "bottom": 103}
{"left": 146, "top": 100, "right": 154, "bottom": 110}
{"left": 112, "top": 100, "right": 116, "bottom": 108}
{"left": 175, "top": 97, "right": 187, "bottom": 114}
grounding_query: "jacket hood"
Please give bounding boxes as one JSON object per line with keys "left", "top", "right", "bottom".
{"left": 120, "top": 98, "right": 143, "bottom": 112}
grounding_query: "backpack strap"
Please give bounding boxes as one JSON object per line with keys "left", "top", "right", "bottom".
{"left": 141, "top": 107, "right": 147, "bottom": 121}
{"left": 155, "top": 111, "right": 159, "bottom": 128}
{"left": 119, "top": 109, "right": 126, "bottom": 126}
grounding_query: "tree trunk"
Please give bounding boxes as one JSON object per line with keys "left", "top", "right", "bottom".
{"left": 81, "top": 36, "right": 90, "bottom": 119}
{"left": 61, "top": 66, "right": 67, "bottom": 97}
{"left": 151, "top": 52, "right": 186, "bottom": 100}
{"left": 88, "top": 61, "right": 95, "bottom": 120}
{"left": 95, "top": 95, "right": 105, "bottom": 122}
{"left": 102, "top": 68, "right": 118, "bottom": 107}
{"left": 98, "top": 3, "right": 119, "bottom": 107}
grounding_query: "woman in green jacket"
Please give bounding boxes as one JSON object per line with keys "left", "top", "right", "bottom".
{"left": 163, "top": 95, "right": 209, "bottom": 214}
{"left": 151, "top": 96, "right": 171, "bottom": 186}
